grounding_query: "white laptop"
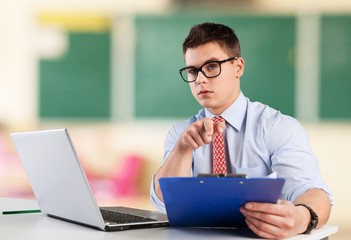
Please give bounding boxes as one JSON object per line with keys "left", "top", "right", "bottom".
{"left": 11, "top": 129, "right": 168, "bottom": 231}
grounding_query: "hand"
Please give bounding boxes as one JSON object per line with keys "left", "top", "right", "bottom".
{"left": 153, "top": 117, "right": 226, "bottom": 201}
{"left": 240, "top": 200, "right": 310, "bottom": 239}
{"left": 180, "top": 117, "right": 226, "bottom": 149}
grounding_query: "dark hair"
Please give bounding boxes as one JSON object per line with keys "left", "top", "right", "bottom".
{"left": 182, "top": 22, "right": 241, "bottom": 57}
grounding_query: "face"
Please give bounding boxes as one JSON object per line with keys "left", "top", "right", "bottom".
{"left": 184, "top": 42, "right": 244, "bottom": 115}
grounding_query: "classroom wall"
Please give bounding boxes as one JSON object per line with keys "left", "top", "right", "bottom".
{"left": 32, "top": 13, "right": 351, "bottom": 122}
{"left": 2, "top": 0, "right": 351, "bottom": 127}
{"left": 1, "top": 0, "right": 351, "bottom": 239}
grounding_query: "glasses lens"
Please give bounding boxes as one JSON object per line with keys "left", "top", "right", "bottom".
{"left": 202, "top": 62, "right": 221, "bottom": 78}
{"left": 180, "top": 68, "right": 197, "bottom": 82}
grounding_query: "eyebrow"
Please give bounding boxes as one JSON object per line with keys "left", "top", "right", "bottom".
{"left": 186, "top": 57, "right": 221, "bottom": 68}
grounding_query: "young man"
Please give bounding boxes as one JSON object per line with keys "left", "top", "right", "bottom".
{"left": 150, "top": 22, "right": 332, "bottom": 239}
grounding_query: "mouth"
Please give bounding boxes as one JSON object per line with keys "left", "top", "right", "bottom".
{"left": 198, "top": 90, "right": 213, "bottom": 96}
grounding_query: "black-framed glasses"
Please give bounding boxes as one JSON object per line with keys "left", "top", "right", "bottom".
{"left": 179, "top": 57, "right": 238, "bottom": 83}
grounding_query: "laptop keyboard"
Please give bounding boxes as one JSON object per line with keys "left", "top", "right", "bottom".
{"left": 100, "top": 209, "right": 156, "bottom": 224}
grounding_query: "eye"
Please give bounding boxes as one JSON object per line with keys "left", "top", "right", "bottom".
{"left": 187, "top": 68, "right": 197, "bottom": 75}
{"left": 205, "top": 62, "right": 219, "bottom": 72}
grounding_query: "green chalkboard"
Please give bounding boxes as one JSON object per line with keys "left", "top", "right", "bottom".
{"left": 134, "top": 15, "right": 296, "bottom": 118}
{"left": 321, "top": 15, "right": 351, "bottom": 119}
{"left": 39, "top": 32, "right": 111, "bottom": 119}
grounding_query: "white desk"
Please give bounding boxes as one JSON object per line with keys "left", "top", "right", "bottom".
{"left": 0, "top": 198, "right": 338, "bottom": 240}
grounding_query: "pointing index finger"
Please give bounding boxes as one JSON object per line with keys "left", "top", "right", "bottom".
{"left": 203, "top": 118, "right": 214, "bottom": 139}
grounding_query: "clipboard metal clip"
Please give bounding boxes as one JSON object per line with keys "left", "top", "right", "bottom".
{"left": 197, "top": 173, "right": 247, "bottom": 178}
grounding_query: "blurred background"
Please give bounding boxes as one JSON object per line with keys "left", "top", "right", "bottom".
{"left": 0, "top": 0, "right": 350, "bottom": 238}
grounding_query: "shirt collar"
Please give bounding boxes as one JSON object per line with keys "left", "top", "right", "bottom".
{"left": 205, "top": 92, "right": 247, "bottom": 131}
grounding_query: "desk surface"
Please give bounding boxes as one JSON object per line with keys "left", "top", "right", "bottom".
{"left": 0, "top": 198, "right": 338, "bottom": 240}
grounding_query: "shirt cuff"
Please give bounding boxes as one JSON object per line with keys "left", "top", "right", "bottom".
{"left": 150, "top": 174, "right": 166, "bottom": 214}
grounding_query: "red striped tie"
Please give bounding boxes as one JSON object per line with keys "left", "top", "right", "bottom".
{"left": 212, "top": 116, "right": 226, "bottom": 174}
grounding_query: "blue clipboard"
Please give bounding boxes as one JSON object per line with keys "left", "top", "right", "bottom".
{"left": 159, "top": 177, "right": 285, "bottom": 228}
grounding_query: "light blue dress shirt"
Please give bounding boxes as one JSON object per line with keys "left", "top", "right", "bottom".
{"left": 150, "top": 92, "right": 332, "bottom": 213}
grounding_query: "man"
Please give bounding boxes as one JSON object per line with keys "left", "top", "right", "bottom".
{"left": 150, "top": 22, "right": 332, "bottom": 239}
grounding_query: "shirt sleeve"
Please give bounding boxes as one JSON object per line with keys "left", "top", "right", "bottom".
{"left": 150, "top": 174, "right": 166, "bottom": 213}
{"left": 150, "top": 115, "right": 200, "bottom": 212}
{"left": 267, "top": 115, "right": 333, "bottom": 204}
{"left": 163, "top": 120, "right": 193, "bottom": 162}
{"left": 149, "top": 123, "right": 187, "bottom": 213}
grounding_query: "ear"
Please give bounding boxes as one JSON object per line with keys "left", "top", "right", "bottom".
{"left": 235, "top": 57, "right": 245, "bottom": 78}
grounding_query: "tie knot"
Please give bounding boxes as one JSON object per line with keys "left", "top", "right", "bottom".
{"left": 213, "top": 116, "right": 225, "bottom": 123}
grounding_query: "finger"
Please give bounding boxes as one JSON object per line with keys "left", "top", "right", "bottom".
{"left": 242, "top": 202, "right": 294, "bottom": 231}
{"left": 191, "top": 131, "right": 207, "bottom": 146}
{"left": 242, "top": 206, "right": 285, "bottom": 228}
{"left": 203, "top": 118, "right": 214, "bottom": 142}
{"left": 181, "top": 134, "right": 199, "bottom": 149}
{"left": 245, "top": 218, "right": 281, "bottom": 239}
{"left": 182, "top": 131, "right": 207, "bottom": 149}
{"left": 215, "top": 121, "right": 226, "bottom": 134}
{"left": 182, "top": 121, "right": 209, "bottom": 149}
{"left": 192, "top": 120, "right": 214, "bottom": 145}
{"left": 242, "top": 201, "right": 297, "bottom": 239}
{"left": 244, "top": 202, "right": 282, "bottom": 216}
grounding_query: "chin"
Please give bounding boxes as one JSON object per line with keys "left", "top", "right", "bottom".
{"left": 198, "top": 101, "right": 218, "bottom": 111}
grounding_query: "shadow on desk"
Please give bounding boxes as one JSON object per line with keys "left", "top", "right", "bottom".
{"left": 167, "top": 227, "right": 259, "bottom": 239}
{"left": 165, "top": 225, "right": 338, "bottom": 240}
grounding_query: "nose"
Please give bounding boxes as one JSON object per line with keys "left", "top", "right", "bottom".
{"left": 195, "top": 70, "right": 207, "bottom": 84}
